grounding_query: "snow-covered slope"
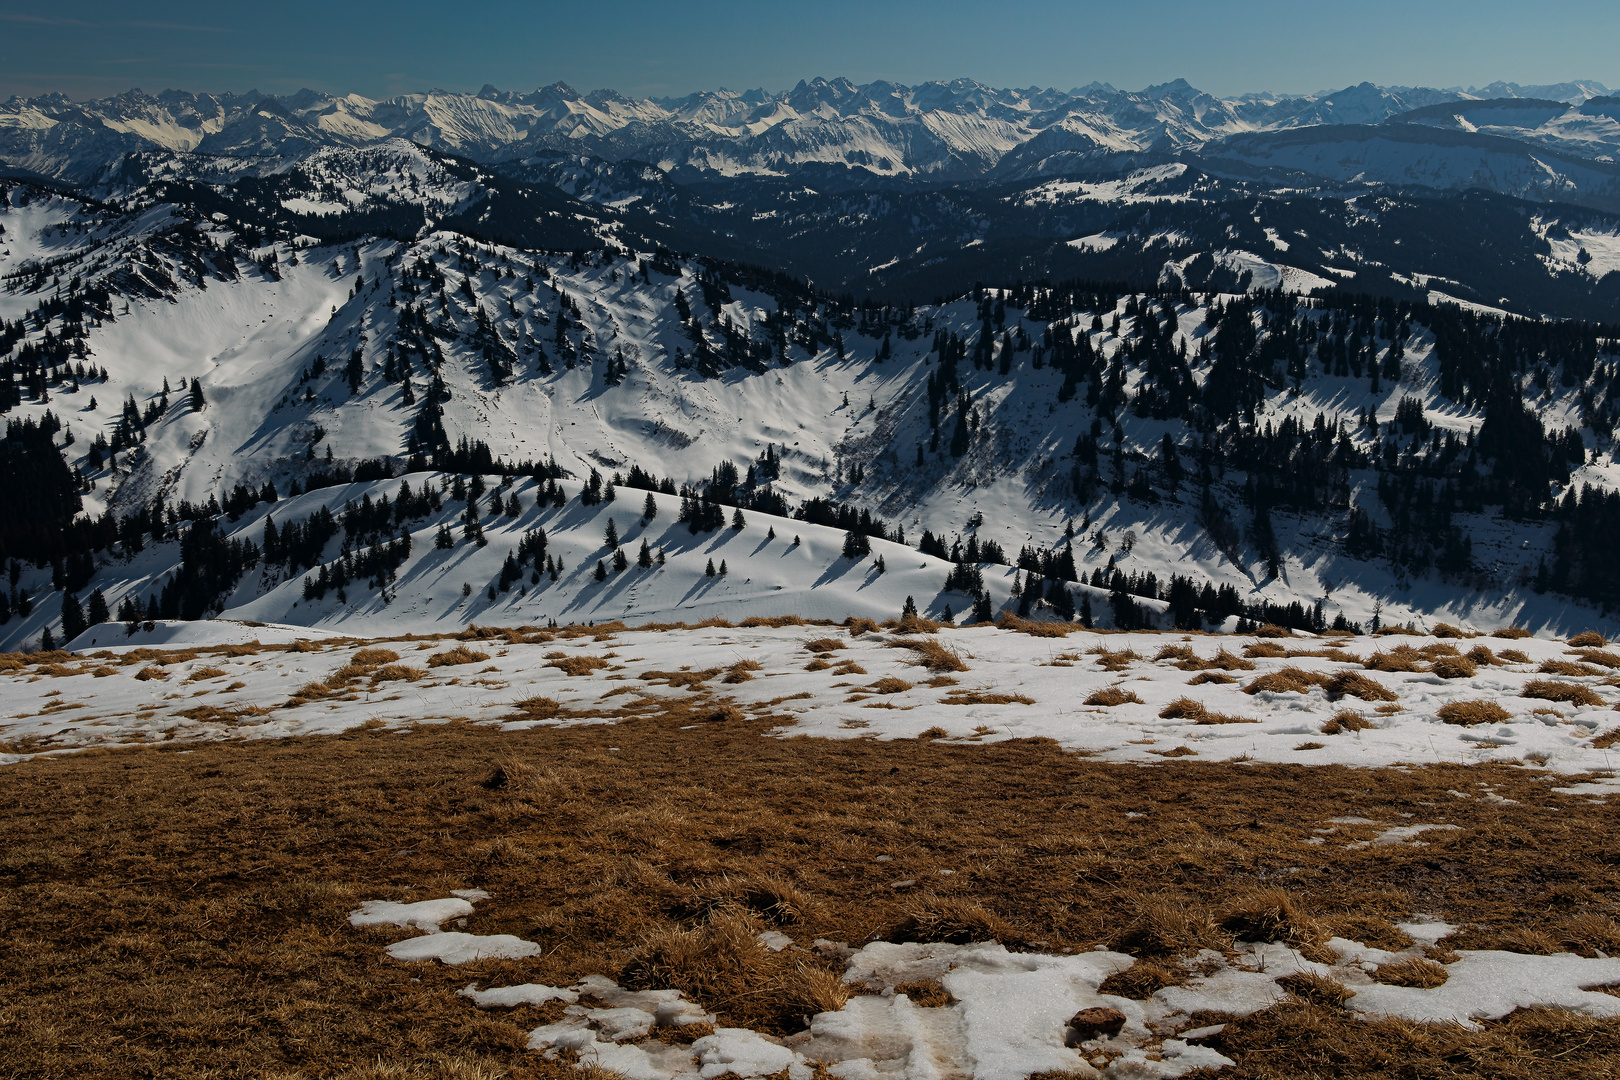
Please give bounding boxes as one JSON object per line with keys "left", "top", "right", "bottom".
{"left": 4, "top": 171, "right": 1619, "bottom": 650}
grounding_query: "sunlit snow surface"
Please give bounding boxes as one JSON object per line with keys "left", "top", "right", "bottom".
{"left": 5, "top": 622, "right": 1620, "bottom": 784}
{"left": 354, "top": 893, "right": 1620, "bottom": 1080}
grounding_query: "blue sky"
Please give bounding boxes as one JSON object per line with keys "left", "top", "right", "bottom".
{"left": 2, "top": 0, "right": 1616, "bottom": 101}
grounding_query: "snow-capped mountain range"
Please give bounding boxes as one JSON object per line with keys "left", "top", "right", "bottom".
{"left": 2, "top": 76, "right": 1615, "bottom": 188}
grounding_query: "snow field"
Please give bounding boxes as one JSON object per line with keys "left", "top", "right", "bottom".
{"left": 7, "top": 621, "right": 1620, "bottom": 783}
{"left": 355, "top": 892, "right": 1620, "bottom": 1080}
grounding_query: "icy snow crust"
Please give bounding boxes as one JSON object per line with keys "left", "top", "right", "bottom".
{"left": 7, "top": 622, "right": 1620, "bottom": 782}
{"left": 355, "top": 893, "right": 1620, "bottom": 1080}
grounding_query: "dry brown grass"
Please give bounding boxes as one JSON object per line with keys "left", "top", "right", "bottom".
{"left": 1245, "top": 667, "right": 1329, "bottom": 695}
{"left": 370, "top": 663, "right": 426, "bottom": 683}
{"left": 868, "top": 676, "right": 913, "bottom": 694}
{"left": 1321, "top": 711, "right": 1376, "bottom": 735}
{"left": 1222, "top": 887, "right": 1332, "bottom": 961}
{"left": 1096, "top": 959, "right": 1189, "bottom": 999}
{"left": 184, "top": 666, "right": 228, "bottom": 682}
{"left": 1540, "top": 659, "right": 1606, "bottom": 677}
{"left": 1187, "top": 671, "right": 1237, "bottom": 685}
{"left": 1467, "top": 645, "right": 1502, "bottom": 666}
{"left": 1244, "top": 641, "right": 1289, "bottom": 659}
{"left": 1523, "top": 680, "right": 1605, "bottom": 707}
{"left": 738, "top": 615, "right": 810, "bottom": 628}
{"left": 1431, "top": 655, "right": 1479, "bottom": 679}
{"left": 889, "top": 979, "right": 954, "bottom": 1007}
{"left": 804, "top": 638, "right": 846, "bottom": 653}
{"left": 1085, "top": 686, "right": 1143, "bottom": 706}
{"left": 845, "top": 618, "right": 879, "bottom": 636}
{"left": 1371, "top": 956, "right": 1450, "bottom": 988}
{"left": 995, "top": 613, "right": 1074, "bottom": 637}
{"left": 1437, "top": 700, "right": 1513, "bottom": 726}
{"left": 426, "top": 646, "right": 490, "bottom": 668}
{"left": 939, "top": 690, "right": 1035, "bottom": 706}
{"left": 888, "top": 638, "right": 969, "bottom": 672}
{"left": 8, "top": 700, "right": 1620, "bottom": 1077}
{"left": 1277, "top": 970, "right": 1356, "bottom": 1007}
{"left": 547, "top": 655, "right": 612, "bottom": 677}
{"left": 1432, "top": 623, "right": 1473, "bottom": 639}
{"left": 1569, "top": 631, "right": 1609, "bottom": 647}
{"left": 1573, "top": 649, "right": 1620, "bottom": 669}
{"left": 1493, "top": 626, "right": 1534, "bottom": 639}
{"left": 350, "top": 648, "right": 401, "bottom": 668}
{"left": 132, "top": 666, "right": 168, "bottom": 682}
{"left": 1325, "top": 671, "right": 1399, "bottom": 702}
{"left": 1158, "top": 696, "right": 1208, "bottom": 719}
{"left": 1364, "top": 649, "right": 1425, "bottom": 673}
{"left": 1253, "top": 624, "right": 1294, "bottom": 638}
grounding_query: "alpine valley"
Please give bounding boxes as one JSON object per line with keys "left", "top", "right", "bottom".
{"left": 4, "top": 74, "right": 1620, "bottom": 649}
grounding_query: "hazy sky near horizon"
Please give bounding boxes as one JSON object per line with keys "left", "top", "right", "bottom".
{"left": 1, "top": 0, "right": 1616, "bottom": 101}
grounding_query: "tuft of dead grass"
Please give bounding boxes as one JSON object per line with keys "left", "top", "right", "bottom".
{"left": 1364, "top": 649, "right": 1424, "bottom": 673}
{"left": 1322, "top": 711, "right": 1376, "bottom": 735}
{"left": 1569, "top": 631, "right": 1609, "bottom": 647}
{"left": 1253, "top": 624, "right": 1293, "bottom": 638}
{"left": 185, "top": 666, "right": 228, "bottom": 683}
{"left": 1277, "top": 970, "right": 1356, "bottom": 1007}
{"left": 940, "top": 690, "right": 1034, "bottom": 706}
{"left": 1523, "top": 680, "right": 1604, "bottom": 707}
{"left": 1539, "top": 659, "right": 1605, "bottom": 677}
{"left": 619, "top": 907, "right": 846, "bottom": 1034}
{"left": 548, "top": 655, "right": 612, "bottom": 677}
{"left": 1244, "top": 668, "right": 1328, "bottom": 695}
{"left": 722, "top": 660, "right": 762, "bottom": 684}
{"left": 1187, "top": 671, "right": 1236, "bottom": 685}
{"left": 1466, "top": 645, "right": 1501, "bottom": 666}
{"left": 1430, "top": 655, "right": 1478, "bottom": 679}
{"left": 891, "top": 897, "right": 1019, "bottom": 945}
{"left": 1221, "top": 887, "right": 1332, "bottom": 961}
{"left": 1437, "top": 700, "right": 1512, "bottom": 726}
{"left": 869, "top": 676, "right": 913, "bottom": 694}
{"left": 888, "top": 638, "right": 969, "bottom": 672}
{"left": 427, "top": 646, "right": 490, "bottom": 669}
{"left": 804, "top": 638, "right": 846, "bottom": 653}
{"left": 1572, "top": 649, "right": 1620, "bottom": 669}
{"left": 1088, "top": 647, "right": 1140, "bottom": 672}
{"left": 1325, "top": 671, "right": 1399, "bottom": 702}
{"left": 1371, "top": 956, "right": 1450, "bottom": 988}
{"left": 1086, "top": 686, "right": 1143, "bottom": 707}
{"left": 1096, "top": 960, "right": 1189, "bottom": 999}
{"left": 845, "top": 618, "right": 879, "bottom": 636}
{"left": 1492, "top": 626, "right": 1534, "bottom": 639}
{"left": 1112, "top": 892, "right": 1224, "bottom": 956}
{"left": 1244, "top": 641, "right": 1288, "bottom": 659}
{"left": 995, "top": 613, "right": 1073, "bottom": 638}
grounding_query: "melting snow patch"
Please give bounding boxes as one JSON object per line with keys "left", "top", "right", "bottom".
{"left": 386, "top": 931, "right": 543, "bottom": 965}
{"left": 349, "top": 897, "right": 475, "bottom": 932}
{"left": 1349, "top": 952, "right": 1620, "bottom": 1029}
{"left": 350, "top": 894, "right": 1620, "bottom": 1080}
{"left": 1370, "top": 823, "right": 1460, "bottom": 846}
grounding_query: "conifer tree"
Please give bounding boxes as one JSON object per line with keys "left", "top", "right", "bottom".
{"left": 86, "top": 588, "right": 109, "bottom": 625}
{"left": 604, "top": 517, "right": 619, "bottom": 549}
{"left": 642, "top": 491, "right": 657, "bottom": 521}
{"left": 594, "top": 559, "right": 608, "bottom": 581}
{"left": 60, "top": 592, "right": 85, "bottom": 644}
{"left": 705, "top": 558, "right": 716, "bottom": 577}
{"left": 638, "top": 538, "right": 652, "bottom": 568}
